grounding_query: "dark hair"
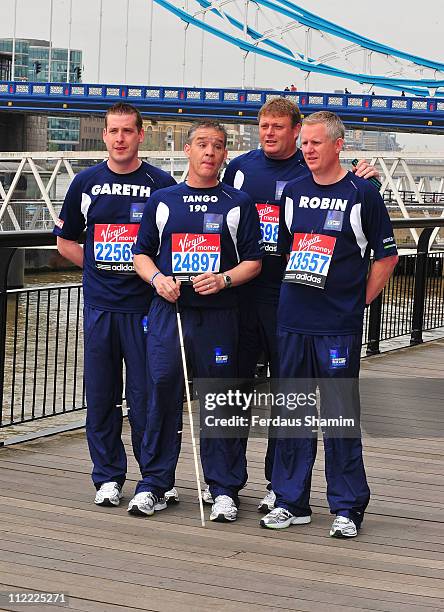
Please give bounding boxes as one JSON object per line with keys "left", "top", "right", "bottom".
{"left": 186, "top": 120, "right": 228, "bottom": 147}
{"left": 258, "top": 97, "right": 301, "bottom": 127}
{"left": 105, "top": 102, "right": 143, "bottom": 132}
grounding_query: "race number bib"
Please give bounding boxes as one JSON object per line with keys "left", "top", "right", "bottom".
{"left": 172, "top": 233, "right": 221, "bottom": 283}
{"left": 94, "top": 224, "right": 138, "bottom": 273}
{"left": 284, "top": 232, "right": 336, "bottom": 289}
{"left": 256, "top": 203, "right": 279, "bottom": 253}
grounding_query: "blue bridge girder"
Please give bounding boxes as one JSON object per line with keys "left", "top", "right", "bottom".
{"left": 1, "top": 81, "right": 444, "bottom": 134}
{"left": 156, "top": 0, "right": 444, "bottom": 97}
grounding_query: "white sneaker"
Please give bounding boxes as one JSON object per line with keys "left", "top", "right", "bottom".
{"left": 258, "top": 489, "right": 276, "bottom": 513}
{"left": 127, "top": 492, "right": 167, "bottom": 517}
{"left": 165, "top": 487, "right": 180, "bottom": 504}
{"left": 201, "top": 485, "right": 214, "bottom": 505}
{"left": 260, "top": 507, "right": 311, "bottom": 529}
{"left": 94, "top": 482, "right": 122, "bottom": 507}
{"left": 330, "top": 515, "right": 358, "bottom": 538}
{"left": 209, "top": 495, "right": 238, "bottom": 522}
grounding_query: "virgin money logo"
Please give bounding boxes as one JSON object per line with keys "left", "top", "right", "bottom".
{"left": 257, "top": 204, "right": 279, "bottom": 223}
{"left": 297, "top": 234, "right": 322, "bottom": 251}
{"left": 294, "top": 232, "right": 335, "bottom": 255}
{"left": 100, "top": 225, "right": 132, "bottom": 242}
{"left": 178, "top": 234, "right": 207, "bottom": 251}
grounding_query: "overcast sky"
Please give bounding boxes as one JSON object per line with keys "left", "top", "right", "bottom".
{"left": 1, "top": 0, "right": 443, "bottom": 150}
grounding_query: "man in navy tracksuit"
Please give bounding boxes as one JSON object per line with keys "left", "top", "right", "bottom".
{"left": 130, "top": 120, "right": 263, "bottom": 522}
{"left": 223, "top": 97, "right": 380, "bottom": 513}
{"left": 260, "top": 111, "right": 398, "bottom": 537}
{"left": 54, "top": 103, "right": 175, "bottom": 507}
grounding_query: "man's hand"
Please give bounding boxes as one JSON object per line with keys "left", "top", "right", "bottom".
{"left": 193, "top": 260, "right": 261, "bottom": 294}
{"left": 152, "top": 274, "right": 181, "bottom": 303}
{"left": 353, "top": 159, "right": 380, "bottom": 181}
{"left": 193, "top": 272, "right": 224, "bottom": 295}
{"left": 133, "top": 254, "right": 180, "bottom": 302}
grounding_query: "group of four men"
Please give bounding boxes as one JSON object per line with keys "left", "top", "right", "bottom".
{"left": 55, "top": 97, "right": 398, "bottom": 538}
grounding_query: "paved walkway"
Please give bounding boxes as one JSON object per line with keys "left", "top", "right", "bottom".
{"left": 0, "top": 340, "right": 443, "bottom": 611}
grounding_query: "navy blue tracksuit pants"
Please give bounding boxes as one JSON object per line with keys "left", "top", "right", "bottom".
{"left": 136, "top": 298, "right": 247, "bottom": 504}
{"left": 272, "top": 330, "right": 370, "bottom": 528}
{"left": 238, "top": 296, "right": 279, "bottom": 486}
{"left": 84, "top": 306, "right": 148, "bottom": 489}
{"left": 238, "top": 298, "right": 280, "bottom": 380}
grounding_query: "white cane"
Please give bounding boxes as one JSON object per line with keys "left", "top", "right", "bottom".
{"left": 175, "top": 300, "right": 206, "bottom": 527}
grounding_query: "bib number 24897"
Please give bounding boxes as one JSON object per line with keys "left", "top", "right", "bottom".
{"left": 171, "top": 233, "right": 221, "bottom": 283}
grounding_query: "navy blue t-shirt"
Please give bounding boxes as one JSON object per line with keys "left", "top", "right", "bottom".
{"left": 278, "top": 171, "right": 397, "bottom": 335}
{"left": 53, "top": 160, "right": 176, "bottom": 313}
{"left": 223, "top": 148, "right": 309, "bottom": 304}
{"left": 133, "top": 181, "right": 264, "bottom": 309}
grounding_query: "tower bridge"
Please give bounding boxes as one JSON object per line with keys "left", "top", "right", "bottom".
{"left": 1, "top": 81, "right": 444, "bottom": 134}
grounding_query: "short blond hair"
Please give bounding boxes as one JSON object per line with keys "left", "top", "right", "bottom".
{"left": 302, "top": 111, "right": 345, "bottom": 141}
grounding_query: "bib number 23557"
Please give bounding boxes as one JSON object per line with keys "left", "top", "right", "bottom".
{"left": 172, "top": 233, "right": 221, "bottom": 283}
{"left": 284, "top": 232, "right": 336, "bottom": 289}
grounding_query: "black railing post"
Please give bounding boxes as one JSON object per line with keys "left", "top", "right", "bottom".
{"left": 366, "top": 292, "right": 383, "bottom": 355}
{"left": 0, "top": 247, "right": 17, "bottom": 416}
{"left": 410, "top": 227, "right": 434, "bottom": 346}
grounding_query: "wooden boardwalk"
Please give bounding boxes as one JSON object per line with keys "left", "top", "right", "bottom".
{"left": 0, "top": 339, "right": 443, "bottom": 611}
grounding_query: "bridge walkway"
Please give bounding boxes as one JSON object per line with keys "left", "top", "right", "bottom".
{"left": 0, "top": 340, "right": 443, "bottom": 611}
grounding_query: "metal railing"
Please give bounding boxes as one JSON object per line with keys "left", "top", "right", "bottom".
{"left": 365, "top": 219, "right": 444, "bottom": 354}
{"left": 3, "top": 282, "right": 84, "bottom": 427}
{"left": 0, "top": 232, "right": 85, "bottom": 431}
{"left": 2, "top": 152, "right": 444, "bottom": 239}
{"left": 383, "top": 190, "right": 444, "bottom": 205}
{"left": 0, "top": 221, "right": 443, "bottom": 430}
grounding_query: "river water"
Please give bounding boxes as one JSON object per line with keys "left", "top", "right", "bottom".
{"left": 3, "top": 269, "right": 84, "bottom": 432}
